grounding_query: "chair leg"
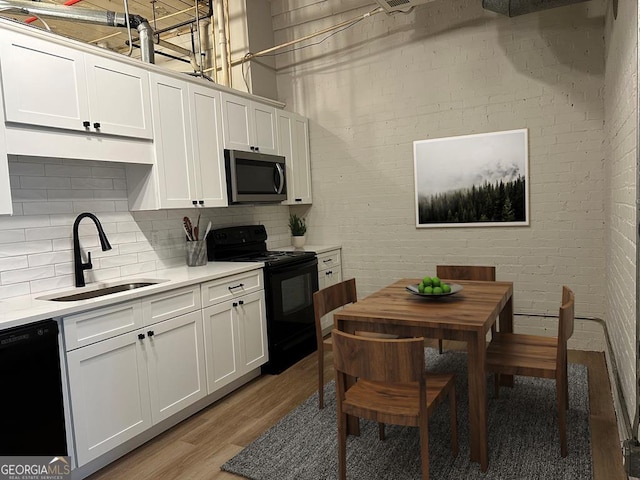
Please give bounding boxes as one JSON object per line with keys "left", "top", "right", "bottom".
{"left": 378, "top": 422, "right": 386, "bottom": 440}
{"left": 438, "top": 339, "right": 444, "bottom": 354}
{"left": 449, "top": 384, "right": 458, "bottom": 457}
{"left": 557, "top": 378, "right": 568, "bottom": 457}
{"left": 494, "top": 373, "right": 500, "bottom": 398}
{"left": 419, "top": 412, "right": 430, "bottom": 480}
{"left": 318, "top": 348, "right": 324, "bottom": 409}
{"left": 565, "top": 364, "right": 569, "bottom": 410}
{"left": 338, "top": 410, "right": 347, "bottom": 480}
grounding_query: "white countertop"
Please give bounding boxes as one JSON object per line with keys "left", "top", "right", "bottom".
{"left": 0, "top": 262, "right": 264, "bottom": 330}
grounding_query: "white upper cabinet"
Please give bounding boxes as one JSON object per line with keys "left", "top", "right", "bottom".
{"left": 0, "top": 30, "right": 152, "bottom": 139}
{"left": 221, "top": 91, "right": 278, "bottom": 155}
{"left": 278, "top": 110, "right": 312, "bottom": 205}
{"left": 189, "top": 83, "right": 228, "bottom": 207}
{"left": 140, "top": 73, "right": 227, "bottom": 209}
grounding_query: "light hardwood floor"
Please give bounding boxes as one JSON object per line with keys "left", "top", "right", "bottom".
{"left": 87, "top": 344, "right": 626, "bottom": 480}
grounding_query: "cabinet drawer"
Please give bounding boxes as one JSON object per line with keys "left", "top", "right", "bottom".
{"left": 141, "top": 285, "right": 201, "bottom": 326}
{"left": 63, "top": 301, "right": 143, "bottom": 351}
{"left": 201, "top": 270, "right": 263, "bottom": 307}
{"left": 318, "top": 250, "right": 341, "bottom": 271}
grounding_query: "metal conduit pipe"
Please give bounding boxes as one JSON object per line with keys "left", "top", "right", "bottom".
{"left": 514, "top": 311, "right": 632, "bottom": 438}
{"left": 0, "top": 0, "right": 155, "bottom": 62}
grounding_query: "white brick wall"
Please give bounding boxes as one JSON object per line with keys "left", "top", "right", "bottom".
{"left": 0, "top": 155, "right": 291, "bottom": 299}
{"left": 273, "top": 0, "right": 607, "bottom": 350}
{"left": 604, "top": 0, "right": 637, "bottom": 437}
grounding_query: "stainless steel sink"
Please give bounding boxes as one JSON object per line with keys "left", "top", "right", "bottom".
{"left": 38, "top": 279, "right": 167, "bottom": 302}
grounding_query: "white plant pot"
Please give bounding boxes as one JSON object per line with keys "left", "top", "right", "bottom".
{"left": 292, "top": 235, "right": 306, "bottom": 248}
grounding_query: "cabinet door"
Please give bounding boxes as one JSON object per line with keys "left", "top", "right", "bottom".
{"left": 150, "top": 73, "right": 197, "bottom": 208}
{"left": 251, "top": 102, "right": 278, "bottom": 155}
{"left": 85, "top": 56, "right": 153, "bottom": 139}
{"left": 221, "top": 92, "right": 252, "bottom": 152}
{"left": 236, "top": 290, "right": 268, "bottom": 371}
{"left": 189, "top": 84, "right": 228, "bottom": 207}
{"left": 67, "top": 332, "right": 151, "bottom": 467}
{"left": 0, "top": 32, "right": 91, "bottom": 132}
{"left": 220, "top": 92, "right": 278, "bottom": 155}
{"left": 202, "top": 301, "right": 240, "bottom": 393}
{"left": 278, "top": 110, "right": 312, "bottom": 205}
{"left": 145, "top": 311, "right": 206, "bottom": 423}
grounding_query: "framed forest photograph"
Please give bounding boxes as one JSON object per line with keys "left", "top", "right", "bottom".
{"left": 413, "top": 128, "right": 529, "bottom": 228}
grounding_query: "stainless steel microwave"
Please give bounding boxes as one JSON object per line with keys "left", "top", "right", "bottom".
{"left": 224, "top": 149, "right": 287, "bottom": 204}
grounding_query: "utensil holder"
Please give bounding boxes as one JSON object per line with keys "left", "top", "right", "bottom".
{"left": 186, "top": 240, "right": 207, "bottom": 267}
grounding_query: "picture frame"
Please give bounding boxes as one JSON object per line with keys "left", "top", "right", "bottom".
{"left": 413, "top": 128, "right": 529, "bottom": 228}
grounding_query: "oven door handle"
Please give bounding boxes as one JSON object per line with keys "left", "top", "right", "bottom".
{"left": 275, "top": 163, "right": 285, "bottom": 194}
{"left": 267, "top": 257, "right": 318, "bottom": 276}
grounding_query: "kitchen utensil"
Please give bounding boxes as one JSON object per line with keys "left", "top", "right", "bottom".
{"left": 183, "top": 224, "right": 193, "bottom": 241}
{"left": 195, "top": 213, "right": 201, "bottom": 240}
{"left": 183, "top": 216, "right": 193, "bottom": 240}
{"left": 203, "top": 221, "right": 212, "bottom": 241}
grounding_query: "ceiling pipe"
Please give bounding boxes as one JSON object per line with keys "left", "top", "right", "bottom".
{"left": 0, "top": 0, "right": 155, "bottom": 62}
{"left": 156, "top": 38, "right": 199, "bottom": 70}
{"left": 25, "top": 0, "right": 84, "bottom": 24}
{"left": 214, "top": 0, "right": 229, "bottom": 86}
{"left": 482, "top": 0, "right": 589, "bottom": 16}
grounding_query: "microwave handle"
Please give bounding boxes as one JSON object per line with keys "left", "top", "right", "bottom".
{"left": 275, "top": 163, "right": 285, "bottom": 194}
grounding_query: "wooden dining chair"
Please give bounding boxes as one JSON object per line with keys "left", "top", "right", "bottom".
{"left": 486, "top": 285, "right": 575, "bottom": 457}
{"left": 313, "top": 278, "right": 358, "bottom": 409}
{"left": 332, "top": 329, "right": 458, "bottom": 480}
{"left": 435, "top": 265, "right": 496, "bottom": 353}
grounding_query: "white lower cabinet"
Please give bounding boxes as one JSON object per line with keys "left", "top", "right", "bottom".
{"left": 66, "top": 324, "right": 152, "bottom": 467}
{"left": 144, "top": 310, "right": 206, "bottom": 423}
{"left": 63, "top": 285, "right": 206, "bottom": 467}
{"left": 202, "top": 290, "right": 268, "bottom": 392}
{"left": 317, "top": 249, "right": 343, "bottom": 332}
{"left": 63, "top": 275, "right": 267, "bottom": 470}
{"left": 66, "top": 309, "right": 205, "bottom": 467}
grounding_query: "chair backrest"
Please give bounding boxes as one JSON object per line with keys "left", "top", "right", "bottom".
{"left": 436, "top": 265, "right": 496, "bottom": 281}
{"left": 313, "top": 278, "right": 357, "bottom": 342}
{"left": 556, "top": 286, "right": 575, "bottom": 370}
{"left": 332, "top": 329, "right": 425, "bottom": 384}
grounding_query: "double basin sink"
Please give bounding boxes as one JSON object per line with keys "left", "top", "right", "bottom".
{"left": 38, "top": 279, "right": 168, "bottom": 302}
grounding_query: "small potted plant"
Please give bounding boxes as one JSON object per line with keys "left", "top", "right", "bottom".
{"left": 289, "top": 213, "right": 307, "bottom": 248}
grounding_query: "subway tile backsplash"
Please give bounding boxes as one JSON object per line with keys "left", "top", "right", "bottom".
{"left": 0, "top": 155, "right": 292, "bottom": 300}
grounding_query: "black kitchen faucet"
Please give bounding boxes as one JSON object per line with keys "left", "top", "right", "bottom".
{"left": 73, "top": 212, "right": 112, "bottom": 287}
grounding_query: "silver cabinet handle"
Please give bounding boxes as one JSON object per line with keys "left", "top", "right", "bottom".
{"left": 275, "top": 163, "right": 285, "bottom": 194}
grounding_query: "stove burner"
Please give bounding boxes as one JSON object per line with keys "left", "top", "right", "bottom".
{"left": 206, "top": 225, "right": 316, "bottom": 267}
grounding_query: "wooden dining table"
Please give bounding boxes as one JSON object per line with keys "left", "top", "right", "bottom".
{"left": 333, "top": 278, "right": 514, "bottom": 472}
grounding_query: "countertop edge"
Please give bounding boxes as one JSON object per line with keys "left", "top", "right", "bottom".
{"left": 0, "top": 262, "right": 264, "bottom": 330}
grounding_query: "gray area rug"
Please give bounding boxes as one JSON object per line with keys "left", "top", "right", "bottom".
{"left": 222, "top": 348, "right": 592, "bottom": 479}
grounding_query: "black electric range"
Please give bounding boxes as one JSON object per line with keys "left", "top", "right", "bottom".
{"left": 206, "top": 224, "right": 315, "bottom": 266}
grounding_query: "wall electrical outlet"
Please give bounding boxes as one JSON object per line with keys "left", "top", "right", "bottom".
{"left": 151, "top": 231, "right": 160, "bottom": 246}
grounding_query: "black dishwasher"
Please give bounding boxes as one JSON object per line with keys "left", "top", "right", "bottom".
{"left": 0, "top": 319, "right": 68, "bottom": 455}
